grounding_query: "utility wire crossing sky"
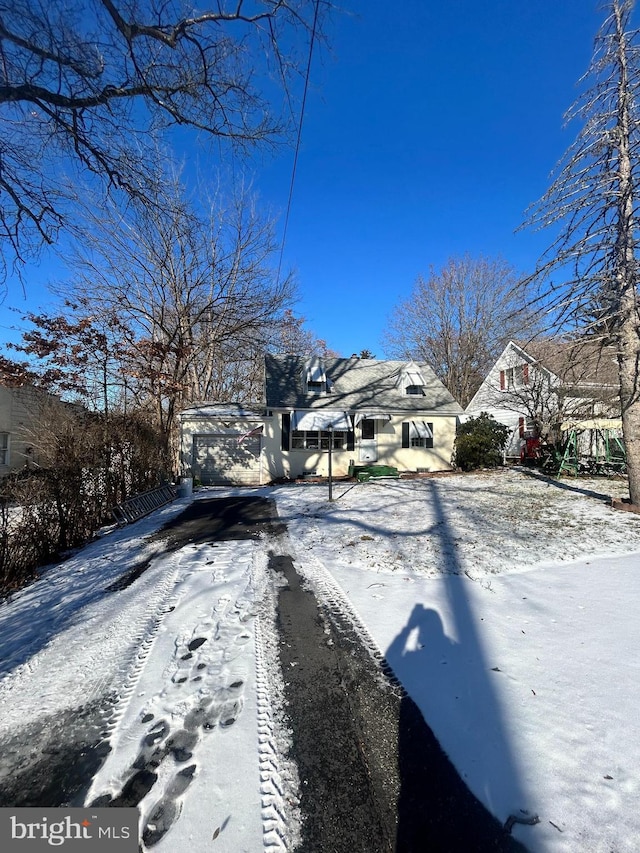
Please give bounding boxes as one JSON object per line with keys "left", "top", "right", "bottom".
{"left": 1, "top": 1, "right": 610, "bottom": 358}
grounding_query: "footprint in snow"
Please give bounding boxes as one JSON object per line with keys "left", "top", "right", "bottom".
{"left": 184, "top": 697, "right": 214, "bottom": 731}
{"left": 95, "top": 674, "right": 245, "bottom": 837}
{"left": 165, "top": 763, "right": 197, "bottom": 798}
{"left": 171, "top": 633, "right": 211, "bottom": 683}
{"left": 142, "top": 797, "right": 181, "bottom": 847}
{"left": 219, "top": 699, "right": 242, "bottom": 728}
{"left": 141, "top": 765, "right": 198, "bottom": 845}
{"left": 144, "top": 719, "right": 169, "bottom": 747}
{"left": 165, "top": 729, "right": 198, "bottom": 763}
{"left": 213, "top": 595, "right": 232, "bottom": 615}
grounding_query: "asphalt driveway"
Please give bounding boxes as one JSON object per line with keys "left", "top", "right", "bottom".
{"left": 0, "top": 496, "right": 526, "bottom": 852}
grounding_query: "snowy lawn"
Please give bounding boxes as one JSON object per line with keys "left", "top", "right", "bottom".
{"left": 273, "top": 468, "right": 640, "bottom": 852}
{"left": 0, "top": 467, "right": 639, "bottom": 852}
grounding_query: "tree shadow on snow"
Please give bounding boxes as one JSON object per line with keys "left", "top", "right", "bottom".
{"left": 386, "top": 482, "right": 535, "bottom": 852}
{"left": 518, "top": 466, "right": 614, "bottom": 502}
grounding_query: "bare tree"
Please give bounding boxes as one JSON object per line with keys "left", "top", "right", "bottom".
{"left": 275, "top": 308, "right": 338, "bottom": 356}
{"left": 0, "top": 0, "right": 326, "bottom": 285}
{"left": 523, "top": 0, "right": 640, "bottom": 504}
{"left": 59, "top": 175, "right": 296, "bottom": 459}
{"left": 382, "top": 255, "right": 539, "bottom": 407}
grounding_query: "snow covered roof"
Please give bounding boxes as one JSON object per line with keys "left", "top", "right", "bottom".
{"left": 179, "top": 403, "right": 265, "bottom": 420}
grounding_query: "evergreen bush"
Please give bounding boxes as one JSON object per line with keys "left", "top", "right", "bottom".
{"left": 454, "top": 412, "right": 510, "bottom": 472}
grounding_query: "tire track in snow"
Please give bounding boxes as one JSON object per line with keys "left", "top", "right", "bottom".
{"left": 97, "top": 544, "right": 204, "bottom": 741}
{"left": 274, "top": 532, "right": 407, "bottom": 699}
{"left": 255, "top": 575, "right": 302, "bottom": 853}
{"left": 87, "top": 538, "right": 274, "bottom": 851}
{"left": 0, "top": 543, "right": 197, "bottom": 809}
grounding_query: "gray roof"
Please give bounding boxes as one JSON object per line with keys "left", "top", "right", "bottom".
{"left": 265, "top": 355, "right": 463, "bottom": 415}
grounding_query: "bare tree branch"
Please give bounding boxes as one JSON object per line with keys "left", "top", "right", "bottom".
{"left": 45, "top": 170, "right": 298, "bottom": 461}
{"left": 0, "top": 0, "right": 328, "bottom": 289}
{"left": 522, "top": 0, "right": 640, "bottom": 504}
{"left": 382, "top": 255, "right": 540, "bottom": 407}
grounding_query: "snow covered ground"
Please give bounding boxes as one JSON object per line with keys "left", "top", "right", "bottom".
{"left": 1, "top": 468, "right": 639, "bottom": 852}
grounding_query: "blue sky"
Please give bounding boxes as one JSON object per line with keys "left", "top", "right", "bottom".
{"left": 257, "top": 0, "right": 605, "bottom": 356}
{"left": 1, "top": 1, "right": 610, "bottom": 357}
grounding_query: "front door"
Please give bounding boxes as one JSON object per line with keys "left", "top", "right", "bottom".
{"left": 358, "top": 418, "right": 378, "bottom": 462}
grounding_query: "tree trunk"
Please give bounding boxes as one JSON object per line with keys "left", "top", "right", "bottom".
{"left": 618, "top": 321, "right": 640, "bottom": 505}
{"left": 613, "top": 1, "right": 640, "bottom": 505}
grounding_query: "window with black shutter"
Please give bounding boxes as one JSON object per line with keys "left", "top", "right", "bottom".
{"left": 402, "top": 422, "right": 410, "bottom": 448}
{"left": 281, "top": 413, "right": 291, "bottom": 450}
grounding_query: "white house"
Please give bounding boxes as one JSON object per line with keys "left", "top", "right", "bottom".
{"left": 0, "top": 383, "right": 54, "bottom": 477}
{"left": 466, "top": 340, "right": 620, "bottom": 459}
{"left": 179, "top": 355, "right": 463, "bottom": 485}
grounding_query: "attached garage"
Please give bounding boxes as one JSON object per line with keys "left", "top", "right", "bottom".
{"left": 179, "top": 405, "right": 267, "bottom": 486}
{"left": 193, "top": 433, "right": 262, "bottom": 486}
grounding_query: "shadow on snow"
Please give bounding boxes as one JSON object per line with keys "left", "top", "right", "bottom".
{"left": 385, "top": 480, "right": 533, "bottom": 850}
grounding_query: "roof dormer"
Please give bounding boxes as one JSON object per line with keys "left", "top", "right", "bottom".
{"left": 399, "top": 361, "right": 427, "bottom": 396}
{"left": 304, "top": 356, "right": 330, "bottom": 394}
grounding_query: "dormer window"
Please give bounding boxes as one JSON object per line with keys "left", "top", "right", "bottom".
{"left": 399, "top": 362, "right": 427, "bottom": 395}
{"left": 305, "top": 357, "right": 329, "bottom": 394}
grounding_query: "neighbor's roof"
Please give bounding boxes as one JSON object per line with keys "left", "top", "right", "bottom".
{"left": 264, "top": 354, "right": 463, "bottom": 414}
{"left": 514, "top": 339, "right": 619, "bottom": 388}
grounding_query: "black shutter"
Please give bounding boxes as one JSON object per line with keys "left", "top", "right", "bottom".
{"left": 282, "top": 413, "right": 291, "bottom": 450}
{"left": 426, "top": 422, "right": 434, "bottom": 449}
{"left": 402, "top": 422, "right": 410, "bottom": 448}
{"left": 347, "top": 428, "right": 355, "bottom": 451}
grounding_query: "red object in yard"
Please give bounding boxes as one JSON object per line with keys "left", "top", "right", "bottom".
{"left": 520, "top": 436, "right": 541, "bottom": 461}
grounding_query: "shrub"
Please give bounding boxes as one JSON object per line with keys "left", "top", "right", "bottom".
{"left": 0, "top": 405, "right": 169, "bottom": 596}
{"left": 454, "top": 412, "right": 510, "bottom": 472}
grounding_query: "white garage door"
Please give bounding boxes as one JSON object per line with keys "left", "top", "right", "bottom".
{"left": 193, "top": 434, "right": 262, "bottom": 486}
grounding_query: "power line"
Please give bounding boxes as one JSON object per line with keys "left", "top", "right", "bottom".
{"left": 276, "top": 0, "right": 321, "bottom": 284}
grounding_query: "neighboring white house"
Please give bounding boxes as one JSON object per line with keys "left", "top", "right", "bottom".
{"left": 0, "top": 383, "right": 53, "bottom": 477}
{"left": 466, "top": 340, "right": 620, "bottom": 459}
{"left": 179, "top": 355, "right": 463, "bottom": 485}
